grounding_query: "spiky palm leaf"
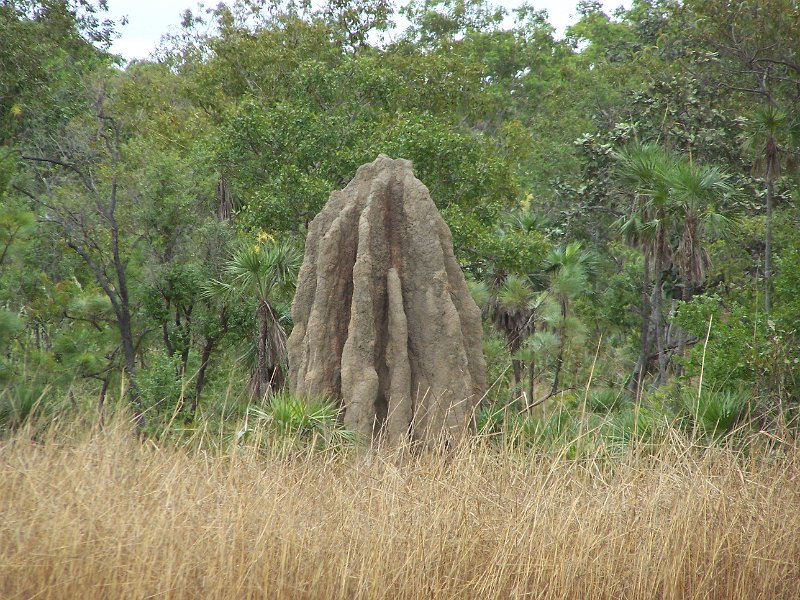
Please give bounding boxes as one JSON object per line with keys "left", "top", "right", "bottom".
{"left": 466, "top": 276, "right": 491, "bottom": 312}
{"left": 204, "top": 240, "right": 301, "bottom": 400}
{"left": 668, "top": 160, "right": 735, "bottom": 292}
{"left": 493, "top": 274, "right": 536, "bottom": 352}
{"left": 742, "top": 104, "right": 791, "bottom": 180}
{"left": 544, "top": 242, "right": 597, "bottom": 300}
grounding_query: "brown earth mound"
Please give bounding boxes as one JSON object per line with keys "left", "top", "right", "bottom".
{"left": 288, "top": 155, "right": 486, "bottom": 446}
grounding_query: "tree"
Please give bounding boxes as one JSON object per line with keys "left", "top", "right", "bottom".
{"left": 490, "top": 274, "right": 536, "bottom": 400}
{"left": 668, "top": 160, "right": 734, "bottom": 305}
{"left": 683, "top": 0, "right": 800, "bottom": 314}
{"left": 16, "top": 80, "right": 149, "bottom": 419}
{"left": 741, "top": 104, "right": 796, "bottom": 315}
{"left": 0, "top": 0, "right": 118, "bottom": 142}
{"left": 0, "top": 151, "right": 33, "bottom": 272}
{"left": 543, "top": 241, "right": 595, "bottom": 396}
{"left": 615, "top": 143, "right": 676, "bottom": 389}
{"left": 207, "top": 240, "right": 300, "bottom": 401}
{"left": 667, "top": 157, "right": 734, "bottom": 368}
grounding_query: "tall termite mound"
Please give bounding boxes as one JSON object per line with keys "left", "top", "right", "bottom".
{"left": 288, "top": 155, "right": 486, "bottom": 446}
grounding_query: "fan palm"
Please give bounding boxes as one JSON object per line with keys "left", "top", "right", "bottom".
{"left": 667, "top": 160, "right": 734, "bottom": 303}
{"left": 615, "top": 144, "right": 676, "bottom": 388}
{"left": 543, "top": 241, "right": 596, "bottom": 396}
{"left": 741, "top": 103, "right": 797, "bottom": 314}
{"left": 493, "top": 274, "right": 537, "bottom": 396}
{"left": 665, "top": 159, "right": 735, "bottom": 368}
{"left": 205, "top": 240, "right": 301, "bottom": 401}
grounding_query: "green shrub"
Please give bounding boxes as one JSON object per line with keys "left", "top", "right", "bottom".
{"left": 245, "top": 393, "right": 357, "bottom": 451}
{"left": 135, "top": 352, "right": 190, "bottom": 428}
{"left": 601, "top": 406, "right": 665, "bottom": 450}
{"left": 674, "top": 386, "right": 751, "bottom": 440}
{"left": 586, "top": 388, "right": 629, "bottom": 413}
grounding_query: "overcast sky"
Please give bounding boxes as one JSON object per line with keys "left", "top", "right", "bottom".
{"left": 107, "top": 0, "right": 632, "bottom": 61}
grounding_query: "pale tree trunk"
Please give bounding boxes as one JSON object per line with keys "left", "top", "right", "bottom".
{"left": 527, "top": 359, "right": 535, "bottom": 411}
{"left": 255, "top": 301, "right": 271, "bottom": 401}
{"left": 253, "top": 300, "right": 286, "bottom": 401}
{"left": 511, "top": 359, "right": 523, "bottom": 400}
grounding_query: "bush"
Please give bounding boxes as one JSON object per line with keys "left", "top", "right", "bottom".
{"left": 245, "top": 393, "right": 357, "bottom": 451}
{"left": 601, "top": 406, "right": 666, "bottom": 450}
{"left": 586, "top": 388, "right": 630, "bottom": 413}
{"left": 674, "top": 386, "right": 751, "bottom": 440}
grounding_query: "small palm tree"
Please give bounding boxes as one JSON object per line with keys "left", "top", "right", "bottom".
{"left": 666, "top": 159, "right": 735, "bottom": 369}
{"left": 616, "top": 144, "right": 675, "bottom": 384}
{"left": 493, "top": 274, "right": 537, "bottom": 396}
{"left": 615, "top": 144, "right": 676, "bottom": 388}
{"left": 667, "top": 160, "right": 734, "bottom": 303}
{"left": 741, "top": 103, "right": 797, "bottom": 314}
{"left": 543, "top": 241, "right": 596, "bottom": 396}
{"left": 205, "top": 240, "right": 301, "bottom": 401}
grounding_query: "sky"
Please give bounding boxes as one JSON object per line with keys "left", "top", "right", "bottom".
{"left": 107, "top": 0, "right": 632, "bottom": 61}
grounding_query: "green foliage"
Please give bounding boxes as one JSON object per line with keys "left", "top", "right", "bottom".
{"left": 0, "top": 384, "right": 46, "bottom": 431}
{"left": 586, "top": 388, "right": 629, "bottom": 413}
{"left": 1, "top": 0, "right": 799, "bottom": 445}
{"left": 0, "top": 309, "right": 24, "bottom": 383}
{"left": 135, "top": 352, "right": 189, "bottom": 423}
{"left": 601, "top": 405, "right": 665, "bottom": 450}
{"left": 246, "top": 393, "right": 357, "bottom": 451}
{"left": 673, "top": 386, "right": 751, "bottom": 440}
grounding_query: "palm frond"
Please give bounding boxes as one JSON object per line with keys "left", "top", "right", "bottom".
{"left": 496, "top": 275, "right": 536, "bottom": 312}
{"left": 466, "top": 276, "right": 491, "bottom": 310}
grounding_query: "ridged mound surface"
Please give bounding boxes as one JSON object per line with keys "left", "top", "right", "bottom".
{"left": 288, "top": 155, "right": 486, "bottom": 445}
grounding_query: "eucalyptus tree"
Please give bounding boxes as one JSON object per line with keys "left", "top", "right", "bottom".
{"left": 15, "top": 79, "right": 151, "bottom": 420}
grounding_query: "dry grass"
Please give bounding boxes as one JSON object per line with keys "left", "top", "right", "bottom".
{"left": 1, "top": 423, "right": 799, "bottom": 600}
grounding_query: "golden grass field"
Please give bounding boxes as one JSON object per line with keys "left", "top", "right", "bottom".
{"left": 1, "top": 423, "right": 799, "bottom": 599}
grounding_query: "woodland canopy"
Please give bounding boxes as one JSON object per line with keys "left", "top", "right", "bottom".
{"left": 1, "top": 0, "right": 799, "bottom": 444}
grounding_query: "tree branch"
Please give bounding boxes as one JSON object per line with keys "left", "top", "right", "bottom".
{"left": 20, "top": 155, "right": 97, "bottom": 193}
{"left": 523, "top": 386, "right": 578, "bottom": 411}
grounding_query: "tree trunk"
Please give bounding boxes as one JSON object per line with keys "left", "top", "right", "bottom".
{"left": 675, "top": 273, "right": 694, "bottom": 375}
{"left": 217, "top": 176, "right": 234, "bottom": 223}
{"left": 117, "top": 308, "right": 144, "bottom": 428}
{"left": 255, "top": 300, "right": 271, "bottom": 401}
{"left": 192, "top": 308, "right": 228, "bottom": 418}
{"left": 110, "top": 194, "right": 145, "bottom": 428}
{"left": 765, "top": 177, "right": 773, "bottom": 315}
{"left": 630, "top": 252, "right": 652, "bottom": 397}
{"left": 265, "top": 302, "right": 286, "bottom": 392}
{"left": 193, "top": 336, "right": 216, "bottom": 418}
{"left": 97, "top": 377, "right": 110, "bottom": 424}
{"left": 511, "top": 359, "right": 523, "bottom": 400}
{"left": 653, "top": 223, "right": 668, "bottom": 387}
{"left": 550, "top": 297, "right": 568, "bottom": 396}
{"left": 527, "top": 359, "right": 535, "bottom": 411}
